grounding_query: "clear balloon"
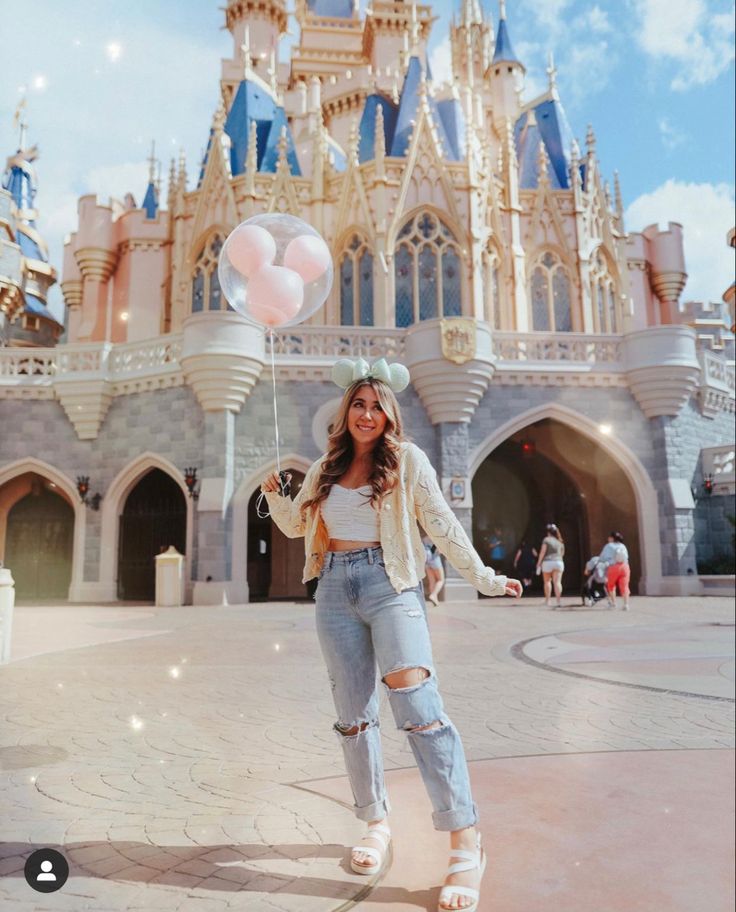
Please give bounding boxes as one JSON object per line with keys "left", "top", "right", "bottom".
{"left": 218, "top": 213, "right": 333, "bottom": 329}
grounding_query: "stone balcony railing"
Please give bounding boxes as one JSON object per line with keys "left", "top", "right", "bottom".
{"left": 701, "top": 442, "right": 735, "bottom": 495}
{"left": 698, "top": 348, "right": 736, "bottom": 417}
{"left": 1, "top": 325, "right": 733, "bottom": 413}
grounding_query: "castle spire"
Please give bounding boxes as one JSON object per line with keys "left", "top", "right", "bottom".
{"left": 492, "top": 0, "right": 522, "bottom": 66}
{"left": 142, "top": 140, "right": 159, "bottom": 219}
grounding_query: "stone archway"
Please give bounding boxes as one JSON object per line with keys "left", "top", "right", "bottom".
{"left": 470, "top": 404, "right": 662, "bottom": 595}
{"left": 231, "top": 454, "right": 313, "bottom": 604}
{"left": 117, "top": 469, "right": 187, "bottom": 601}
{"left": 99, "top": 453, "right": 194, "bottom": 602}
{"left": 0, "top": 458, "right": 85, "bottom": 601}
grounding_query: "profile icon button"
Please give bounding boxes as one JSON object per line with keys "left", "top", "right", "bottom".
{"left": 24, "top": 848, "right": 69, "bottom": 892}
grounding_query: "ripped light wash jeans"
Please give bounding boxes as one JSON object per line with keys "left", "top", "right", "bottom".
{"left": 314, "top": 546, "right": 479, "bottom": 832}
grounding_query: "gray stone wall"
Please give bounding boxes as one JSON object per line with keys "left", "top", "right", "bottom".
{"left": 0, "top": 386, "right": 203, "bottom": 582}
{"left": 652, "top": 401, "right": 735, "bottom": 575}
{"left": 1, "top": 370, "right": 733, "bottom": 592}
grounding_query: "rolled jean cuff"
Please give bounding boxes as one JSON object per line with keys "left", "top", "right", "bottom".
{"left": 431, "top": 801, "right": 479, "bottom": 832}
{"left": 354, "top": 795, "right": 391, "bottom": 823}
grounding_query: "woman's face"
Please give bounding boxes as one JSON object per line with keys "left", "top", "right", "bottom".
{"left": 347, "top": 384, "right": 388, "bottom": 446}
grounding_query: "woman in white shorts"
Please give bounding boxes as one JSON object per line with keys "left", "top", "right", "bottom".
{"left": 536, "top": 523, "right": 565, "bottom": 608}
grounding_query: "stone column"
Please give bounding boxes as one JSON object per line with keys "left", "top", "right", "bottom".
{"left": 404, "top": 319, "right": 495, "bottom": 602}
{"left": 181, "top": 311, "right": 265, "bottom": 605}
{"left": 193, "top": 410, "right": 235, "bottom": 605}
{"left": 434, "top": 422, "right": 479, "bottom": 601}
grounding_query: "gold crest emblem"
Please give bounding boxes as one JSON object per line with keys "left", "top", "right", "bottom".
{"left": 440, "top": 318, "right": 476, "bottom": 364}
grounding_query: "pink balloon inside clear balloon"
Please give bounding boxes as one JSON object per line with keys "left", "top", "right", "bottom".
{"left": 283, "top": 234, "right": 331, "bottom": 284}
{"left": 247, "top": 264, "right": 304, "bottom": 326}
{"left": 227, "top": 224, "right": 276, "bottom": 278}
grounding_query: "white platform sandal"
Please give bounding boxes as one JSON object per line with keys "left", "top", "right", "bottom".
{"left": 437, "top": 833, "right": 487, "bottom": 912}
{"left": 350, "top": 822, "right": 391, "bottom": 875}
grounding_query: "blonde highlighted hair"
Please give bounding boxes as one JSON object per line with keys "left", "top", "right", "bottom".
{"left": 301, "top": 379, "right": 405, "bottom": 517}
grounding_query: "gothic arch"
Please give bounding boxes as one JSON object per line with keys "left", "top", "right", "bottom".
{"left": 230, "top": 453, "right": 314, "bottom": 603}
{"left": 190, "top": 226, "right": 229, "bottom": 314}
{"left": 468, "top": 403, "right": 662, "bottom": 592}
{"left": 526, "top": 247, "right": 576, "bottom": 332}
{"left": 0, "top": 457, "right": 85, "bottom": 600}
{"left": 99, "top": 453, "right": 194, "bottom": 601}
{"left": 391, "top": 207, "right": 467, "bottom": 326}
{"left": 335, "top": 228, "right": 375, "bottom": 326}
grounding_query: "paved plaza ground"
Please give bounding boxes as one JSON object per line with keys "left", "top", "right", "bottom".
{"left": 0, "top": 593, "right": 734, "bottom": 912}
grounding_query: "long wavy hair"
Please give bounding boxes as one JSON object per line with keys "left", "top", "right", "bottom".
{"left": 301, "top": 379, "right": 405, "bottom": 517}
{"left": 546, "top": 522, "right": 564, "bottom": 544}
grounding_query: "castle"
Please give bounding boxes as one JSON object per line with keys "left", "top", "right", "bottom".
{"left": 0, "top": 1, "right": 733, "bottom": 604}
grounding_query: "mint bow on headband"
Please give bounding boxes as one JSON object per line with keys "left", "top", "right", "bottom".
{"left": 331, "top": 357, "right": 410, "bottom": 393}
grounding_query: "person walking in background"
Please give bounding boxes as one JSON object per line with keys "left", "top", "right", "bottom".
{"left": 598, "top": 532, "right": 631, "bottom": 611}
{"left": 487, "top": 526, "right": 506, "bottom": 566}
{"left": 423, "top": 534, "right": 445, "bottom": 606}
{"left": 536, "top": 523, "right": 565, "bottom": 608}
{"left": 513, "top": 538, "right": 538, "bottom": 593}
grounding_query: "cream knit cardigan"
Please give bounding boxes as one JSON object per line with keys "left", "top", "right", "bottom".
{"left": 264, "top": 441, "right": 508, "bottom": 597}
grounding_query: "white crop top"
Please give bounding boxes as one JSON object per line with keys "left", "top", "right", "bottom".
{"left": 321, "top": 484, "right": 380, "bottom": 540}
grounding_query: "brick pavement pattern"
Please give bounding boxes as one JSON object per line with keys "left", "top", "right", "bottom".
{"left": 0, "top": 595, "right": 733, "bottom": 911}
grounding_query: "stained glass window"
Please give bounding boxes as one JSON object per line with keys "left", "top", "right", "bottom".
{"left": 338, "top": 233, "right": 374, "bottom": 326}
{"left": 531, "top": 268, "right": 550, "bottom": 330}
{"left": 395, "top": 245, "right": 413, "bottom": 327}
{"left": 191, "top": 234, "right": 225, "bottom": 313}
{"left": 589, "top": 248, "right": 619, "bottom": 333}
{"left": 529, "top": 251, "right": 572, "bottom": 331}
{"left": 393, "top": 211, "right": 463, "bottom": 325}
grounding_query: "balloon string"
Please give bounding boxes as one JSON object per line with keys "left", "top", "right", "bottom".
{"left": 269, "top": 328, "right": 281, "bottom": 474}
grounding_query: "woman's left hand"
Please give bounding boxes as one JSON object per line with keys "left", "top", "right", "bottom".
{"left": 504, "top": 578, "right": 523, "bottom": 598}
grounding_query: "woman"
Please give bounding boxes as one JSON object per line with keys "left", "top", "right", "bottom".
{"left": 513, "top": 538, "right": 538, "bottom": 593}
{"left": 261, "top": 358, "right": 522, "bottom": 912}
{"left": 536, "top": 523, "right": 565, "bottom": 608}
{"left": 422, "top": 533, "right": 445, "bottom": 606}
{"left": 598, "top": 531, "right": 631, "bottom": 611}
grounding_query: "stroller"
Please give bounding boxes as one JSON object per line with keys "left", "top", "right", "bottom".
{"left": 581, "top": 556, "right": 608, "bottom": 606}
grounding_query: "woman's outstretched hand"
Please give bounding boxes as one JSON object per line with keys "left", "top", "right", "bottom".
{"left": 504, "top": 578, "right": 523, "bottom": 598}
{"left": 261, "top": 471, "right": 291, "bottom": 494}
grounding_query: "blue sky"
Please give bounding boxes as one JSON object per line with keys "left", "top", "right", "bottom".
{"left": 1, "top": 0, "right": 734, "bottom": 321}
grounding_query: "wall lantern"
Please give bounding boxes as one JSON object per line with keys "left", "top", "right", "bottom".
{"left": 76, "top": 475, "right": 102, "bottom": 511}
{"left": 183, "top": 467, "right": 200, "bottom": 500}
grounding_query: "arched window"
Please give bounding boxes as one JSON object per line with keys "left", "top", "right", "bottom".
{"left": 529, "top": 251, "right": 572, "bottom": 332}
{"left": 482, "top": 246, "right": 502, "bottom": 329}
{"left": 589, "top": 248, "right": 619, "bottom": 333}
{"left": 191, "top": 235, "right": 226, "bottom": 313}
{"left": 338, "top": 233, "right": 374, "bottom": 326}
{"left": 394, "top": 211, "right": 463, "bottom": 327}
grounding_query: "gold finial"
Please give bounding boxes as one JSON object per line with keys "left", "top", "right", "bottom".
{"left": 546, "top": 51, "right": 557, "bottom": 94}
{"left": 586, "top": 123, "right": 596, "bottom": 154}
{"left": 147, "top": 140, "right": 156, "bottom": 182}
{"left": 213, "top": 99, "right": 226, "bottom": 134}
{"left": 241, "top": 25, "right": 251, "bottom": 76}
{"left": 277, "top": 125, "right": 289, "bottom": 171}
{"left": 537, "top": 139, "right": 549, "bottom": 183}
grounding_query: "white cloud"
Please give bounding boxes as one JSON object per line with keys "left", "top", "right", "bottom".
{"left": 429, "top": 36, "right": 453, "bottom": 85}
{"left": 631, "top": 0, "right": 735, "bottom": 90}
{"left": 657, "top": 116, "right": 686, "bottom": 151}
{"left": 625, "top": 179, "right": 735, "bottom": 303}
{"left": 579, "top": 5, "right": 612, "bottom": 33}
{"left": 517, "top": 0, "right": 573, "bottom": 33}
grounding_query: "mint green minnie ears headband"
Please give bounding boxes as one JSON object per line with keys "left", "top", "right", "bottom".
{"left": 331, "top": 357, "right": 410, "bottom": 393}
